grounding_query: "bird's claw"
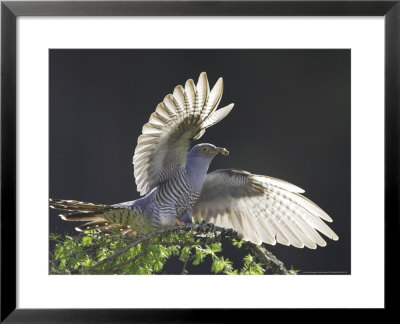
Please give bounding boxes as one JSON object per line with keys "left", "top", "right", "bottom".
{"left": 173, "top": 218, "right": 186, "bottom": 226}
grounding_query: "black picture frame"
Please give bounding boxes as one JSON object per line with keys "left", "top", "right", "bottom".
{"left": 1, "top": 0, "right": 398, "bottom": 321}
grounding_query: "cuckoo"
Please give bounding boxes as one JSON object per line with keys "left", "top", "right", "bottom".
{"left": 50, "top": 72, "right": 339, "bottom": 248}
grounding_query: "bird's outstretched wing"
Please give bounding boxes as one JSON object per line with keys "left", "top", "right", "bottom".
{"left": 49, "top": 199, "right": 151, "bottom": 234}
{"left": 191, "top": 169, "right": 339, "bottom": 248}
{"left": 133, "top": 72, "right": 234, "bottom": 196}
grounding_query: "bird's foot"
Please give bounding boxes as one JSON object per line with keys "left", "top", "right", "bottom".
{"left": 173, "top": 218, "right": 186, "bottom": 226}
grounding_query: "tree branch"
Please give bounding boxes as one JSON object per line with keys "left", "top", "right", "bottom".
{"left": 244, "top": 242, "right": 290, "bottom": 275}
{"left": 79, "top": 222, "right": 290, "bottom": 275}
{"left": 82, "top": 225, "right": 186, "bottom": 274}
{"left": 113, "top": 250, "right": 146, "bottom": 272}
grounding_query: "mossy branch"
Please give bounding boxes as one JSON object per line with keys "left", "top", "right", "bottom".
{"left": 50, "top": 222, "right": 293, "bottom": 275}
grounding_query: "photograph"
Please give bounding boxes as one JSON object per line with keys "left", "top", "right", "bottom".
{"left": 49, "top": 49, "right": 350, "bottom": 275}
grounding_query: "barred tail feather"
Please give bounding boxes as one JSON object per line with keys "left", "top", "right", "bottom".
{"left": 59, "top": 212, "right": 103, "bottom": 222}
{"left": 49, "top": 198, "right": 110, "bottom": 212}
{"left": 50, "top": 198, "right": 150, "bottom": 234}
{"left": 75, "top": 220, "right": 133, "bottom": 235}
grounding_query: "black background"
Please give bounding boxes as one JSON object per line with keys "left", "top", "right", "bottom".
{"left": 49, "top": 49, "right": 350, "bottom": 274}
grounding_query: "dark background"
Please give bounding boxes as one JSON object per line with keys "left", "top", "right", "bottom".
{"left": 49, "top": 49, "right": 350, "bottom": 274}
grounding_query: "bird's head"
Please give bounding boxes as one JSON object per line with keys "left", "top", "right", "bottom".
{"left": 186, "top": 143, "right": 229, "bottom": 191}
{"left": 188, "top": 143, "right": 229, "bottom": 161}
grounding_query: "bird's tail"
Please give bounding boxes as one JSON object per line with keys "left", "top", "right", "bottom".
{"left": 49, "top": 198, "right": 150, "bottom": 235}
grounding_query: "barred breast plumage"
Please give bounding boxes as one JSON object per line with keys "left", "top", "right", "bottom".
{"left": 150, "top": 168, "right": 200, "bottom": 226}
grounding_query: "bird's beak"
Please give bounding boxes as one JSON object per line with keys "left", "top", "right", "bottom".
{"left": 211, "top": 147, "right": 229, "bottom": 156}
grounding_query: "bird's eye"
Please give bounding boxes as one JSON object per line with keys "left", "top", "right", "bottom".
{"left": 200, "top": 147, "right": 209, "bottom": 153}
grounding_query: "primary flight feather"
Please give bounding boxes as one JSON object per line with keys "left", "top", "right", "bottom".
{"left": 50, "top": 72, "right": 338, "bottom": 248}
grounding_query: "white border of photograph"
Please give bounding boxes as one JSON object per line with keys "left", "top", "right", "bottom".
{"left": 17, "top": 17, "right": 384, "bottom": 308}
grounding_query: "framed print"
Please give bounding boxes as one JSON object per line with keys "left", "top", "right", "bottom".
{"left": 1, "top": 0, "right": 398, "bottom": 321}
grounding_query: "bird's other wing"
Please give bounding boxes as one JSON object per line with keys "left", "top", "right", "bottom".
{"left": 133, "top": 72, "right": 234, "bottom": 196}
{"left": 191, "top": 169, "right": 339, "bottom": 248}
{"left": 49, "top": 199, "right": 151, "bottom": 234}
